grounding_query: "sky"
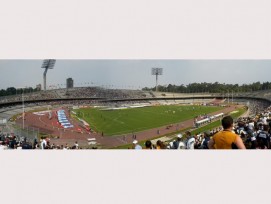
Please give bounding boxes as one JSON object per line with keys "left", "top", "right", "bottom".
{"left": 0, "top": 60, "right": 271, "bottom": 90}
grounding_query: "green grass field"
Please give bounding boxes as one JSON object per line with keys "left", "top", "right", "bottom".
{"left": 75, "top": 105, "right": 223, "bottom": 136}
{"left": 113, "top": 107, "right": 247, "bottom": 149}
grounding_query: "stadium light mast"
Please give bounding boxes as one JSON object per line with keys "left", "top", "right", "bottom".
{"left": 41, "top": 59, "right": 56, "bottom": 91}
{"left": 16, "top": 86, "right": 26, "bottom": 129}
{"left": 227, "top": 90, "right": 230, "bottom": 104}
{"left": 151, "top": 68, "right": 163, "bottom": 92}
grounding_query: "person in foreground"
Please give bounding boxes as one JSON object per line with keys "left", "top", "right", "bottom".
{"left": 208, "top": 116, "right": 246, "bottom": 150}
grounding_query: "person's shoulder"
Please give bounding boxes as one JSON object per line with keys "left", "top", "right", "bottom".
{"left": 135, "top": 145, "right": 142, "bottom": 150}
{"left": 230, "top": 131, "right": 239, "bottom": 136}
{"left": 227, "top": 131, "right": 239, "bottom": 139}
{"left": 213, "top": 131, "right": 222, "bottom": 138}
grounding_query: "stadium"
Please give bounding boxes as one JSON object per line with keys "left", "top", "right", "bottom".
{"left": 0, "top": 60, "right": 271, "bottom": 150}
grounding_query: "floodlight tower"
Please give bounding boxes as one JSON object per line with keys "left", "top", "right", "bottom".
{"left": 41, "top": 59, "right": 56, "bottom": 91}
{"left": 151, "top": 68, "right": 163, "bottom": 92}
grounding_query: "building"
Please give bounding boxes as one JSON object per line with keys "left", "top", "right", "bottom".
{"left": 66, "top": 78, "right": 74, "bottom": 89}
{"left": 36, "top": 84, "right": 42, "bottom": 91}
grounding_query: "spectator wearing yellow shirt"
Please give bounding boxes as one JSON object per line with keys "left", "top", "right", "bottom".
{"left": 208, "top": 116, "right": 246, "bottom": 150}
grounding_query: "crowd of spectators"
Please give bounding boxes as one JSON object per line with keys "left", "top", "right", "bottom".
{"left": 32, "top": 99, "right": 100, "bottom": 107}
{"left": 0, "top": 91, "right": 59, "bottom": 104}
{"left": 0, "top": 87, "right": 149, "bottom": 105}
{"left": 64, "top": 87, "right": 146, "bottom": 99}
{"left": 248, "top": 100, "right": 269, "bottom": 116}
{"left": 2, "top": 86, "right": 271, "bottom": 106}
{"left": 131, "top": 106, "right": 271, "bottom": 150}
{"left": 0, "top": 133, "right": 83, "bottom": 150}
{"left": 130, "top": 128, "right": 223, "bottom": 150}
{"left": 0, "top": 132, "right": 33, "bottom": 150}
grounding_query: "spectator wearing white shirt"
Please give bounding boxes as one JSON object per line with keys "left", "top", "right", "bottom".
{"left": 40, "top": 138, "right": 47, "bottom": 150}
{"left": 133, "top": 140, "right": 142, "bottom": 150}
{"left": 0, "top": 141, "right": 8, "bottom": 150}
{"left": 185, "top": 131, "right": 196, "bottom": 150}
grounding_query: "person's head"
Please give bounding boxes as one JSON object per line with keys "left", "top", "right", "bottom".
{"left": 177, "top": 134, "right": 183, "bottom": 141}
{"left": 145, "top": 140, "right": 152, "bottom": 149}
{"left": 263, "top": 125, "right": 269, "bottom": 132}
{"left": 185, "top": 131, "right": 191, "bottom": 137}
{"left": 156, "top": 140, "right": 163, "bottom": 149}
{"left": 238, "top": 121, "right": 245, "bottom": 128}
{"left": 132, "top": 140, "right": 138, "bottom": 147}
{"left": 204, "top": 131, "right": 211, "bottom": 138}
{"left": 222, "top": 116, "right": 234, "bottom": 130}
{"left": 156, "top": 140, "right": 162, "bottom": 146}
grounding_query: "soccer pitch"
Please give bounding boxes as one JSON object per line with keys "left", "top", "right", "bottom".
{"left": 75, "top": 105, "right": 223, "bottom": 136}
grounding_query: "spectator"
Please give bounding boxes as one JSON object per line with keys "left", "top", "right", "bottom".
{"left": 74, "top": 141, "right": 79, "bottom": 149}
{"left": 185, "top": 131, "right": 196, "bottom": 150}
{"left": 132, "top": 140, "right": 142, "bottom": 150}
{"left": 9, "top": 136, "right": 17, "bottom": 149}
{"left": 200, "top": 131, "right": 212, "bottom": 149}
{"left": 208, "top": 116, "right": 246, "bottom": 150}
{"left": 145, "top": 140, "right": 153, "bottom": 150}
{"left": 172, "top": 134, "right": 186, "bottom": 149}
{"left": 249, "top": 135, "right": 258, "bottom": 149}
{"left": 16, "top": 143, "right": 23, "bottom": 150}
{"left": 64, "top": 144, "right": 69, "bottom": 150}
{"left": 156, "top": 140, "right": 166, "bottom": 150}
{"left": 40, "top": 137, "right": 47, "bottom": 150}
{"left": 194, "top": 134, "right": 202, "bottom": 149}
{"left": 0, "top": 141, "right": 8, "bottom": 150}
{"left": 32, "top": 138, "right": 38, "bottom": 149}
{"left": 256, "top": 125, "right": 270, "bottom": 149}
{"left": 21, "top": 139, "right": 33, "bottom": 149}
